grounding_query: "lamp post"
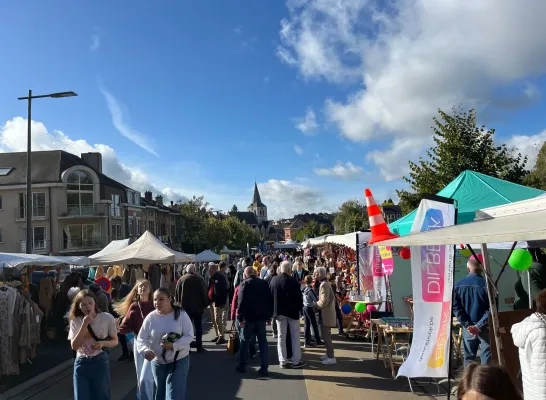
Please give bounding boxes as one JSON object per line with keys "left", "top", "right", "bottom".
{"left": 17, "top": 90, "right": 78, "bottom": 254}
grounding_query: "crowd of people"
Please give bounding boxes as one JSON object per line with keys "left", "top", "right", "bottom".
{"left": 63, "top": 252, "right": 350, "bottom": 400}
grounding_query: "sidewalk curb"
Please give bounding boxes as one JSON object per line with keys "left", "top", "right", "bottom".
{"left": 0, "top": 359, "right": 73, "bottom": 400}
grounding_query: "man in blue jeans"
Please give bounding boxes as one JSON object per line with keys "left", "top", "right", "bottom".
{"left": 236, "top": 266, "right": 274, "bottom": 376}
{"left": 453, "top": 258, "right": 492, "bottom": 367}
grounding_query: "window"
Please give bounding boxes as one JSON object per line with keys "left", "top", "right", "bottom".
{"left": 0, "top": 168, "right": 13, "bottom": 176}
{"left": 128, "top": 217, "right": 133, "bottom": 237}
{"left": 0, "top": 229, "right": 3, "bottom": 243}
{"left": 18, "top": 192, "right": 46, "bottom": 218}
{"left": 112, "top": 224, "right": 122, "bottom": 240}
{"left": 111, "top": 194, "right": 121, "bottom": 217}
{"left": 148, "top": 209, "right": 153, "bottom": 216}
{"left": 66, "top": 171, "right": 94, "bottom": 216}
{"left": 33, "top": 227, "right": 46, "bottom": 250}
{"left": 136, "top": 218, "right": 141, "bottom": 235}
{"left": 63, "top": 224, "right": 101, "bottom": 249}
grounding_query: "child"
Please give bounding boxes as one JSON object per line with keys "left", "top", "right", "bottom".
{"left": 302, "top": 275, "right": 323, "bottom": 347}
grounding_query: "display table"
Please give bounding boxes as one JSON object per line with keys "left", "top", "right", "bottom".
{"left": 370, "top": 318, "right": 413, "bottom": 378}
{"left": 344, "top": 300, "right": 382, "bottom": 337}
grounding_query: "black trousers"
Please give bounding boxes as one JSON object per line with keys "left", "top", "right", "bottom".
{"left": 188, "top": 312, "right": 203, "bottom": 349}
{"left": 118, "top": 333, "right": 129, "bottom": 356}
{"left": 304, "top": 306, "right": 321, "bottom": 343}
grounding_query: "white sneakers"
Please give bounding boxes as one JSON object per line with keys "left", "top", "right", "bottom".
{"left": 320, "top": 354, "right": 337, "bottom": 364}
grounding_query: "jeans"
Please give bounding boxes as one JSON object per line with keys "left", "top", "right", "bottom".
{"left": 238, "top": 320, "right": 268, "bottom": 371}
{"left": 304, "top": 306, "right": 321, "bottom": 344}
{"left": 462, "top": 328, "right": 491, "bottom": 368}
{"left": 188, "top": 312, "right": 203, "bottom": 349}
{"left": 134, "top": 346, "right": 154, "bottom": 400}
{"left": 73, "top": 352, "right": 110, "bottom": 400}
{"left": 276, "top": 316, "right": 302, "bottom": 365}
{"left": 151, "top": 356, "right": 190, "bottom": 400}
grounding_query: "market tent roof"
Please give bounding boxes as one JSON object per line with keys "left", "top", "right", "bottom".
{"left": 389, "top": 170, "right": 544, "bottom": 236}
{"left": 55, "top": 256, "right": 90, "bottom": 266}
{"left": 0, "top": 253, "right": 88, "bottom": 272}
{"left": 195, "top": 250, "right": 221, "bottom": 262}
{"left": 375, "top": 195, "right": 546, "bottom": 247}
{"left": 324, "top": 232, "right": 369, "bottom": 250}
{"left": 88, "top": 239, "right": 131, "bottom": 265}
{"left": 274, "top": 241, "right": 300, "bottom": 249}
{"left": 91, "top": 231, "right": 194, "bottom": 265}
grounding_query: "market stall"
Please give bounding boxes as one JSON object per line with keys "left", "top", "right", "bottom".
{"left": 195, "top": 250, "right": 221, "bottom": 262}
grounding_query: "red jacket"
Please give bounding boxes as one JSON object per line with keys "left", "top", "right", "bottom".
{"left": 231, "top": 285, "right": 240, "bottom": 320}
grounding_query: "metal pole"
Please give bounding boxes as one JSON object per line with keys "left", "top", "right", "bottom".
{"left": 25, "top": 90, "right": 32, "bottom": 254}
{"left": 480, "top": 244, "right": 504, "bottom": 365}
{"left": 527, "top": 269, "right": 533, "bottom": 309}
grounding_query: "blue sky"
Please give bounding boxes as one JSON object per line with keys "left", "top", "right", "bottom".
{"left": 1, "top": 1, "right": 546, "bottom": 219}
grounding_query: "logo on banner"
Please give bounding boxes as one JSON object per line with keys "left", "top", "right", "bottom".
{"left": 397, "top": 199, "right": 455, "bottom": 379}
{"left": 378, "top": 246, "right": 394, "bottom": 276}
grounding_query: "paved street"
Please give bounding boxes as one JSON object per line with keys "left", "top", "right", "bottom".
{"left": 2, "top": 317, "right": 445, "bottom": 400}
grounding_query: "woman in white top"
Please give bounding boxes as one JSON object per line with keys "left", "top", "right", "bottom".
{"left": 511, "top": 288, "right": 546, "bottom": 400}
{"left": 137, "top": 287, "right": 194, "bottom": 400}
{"left": 68, "top": 290, "right": 118, "bottom": 400}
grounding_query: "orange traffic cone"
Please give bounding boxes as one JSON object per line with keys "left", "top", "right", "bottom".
{"left": 365, "top": 188, "right": 399, "bottom": 244}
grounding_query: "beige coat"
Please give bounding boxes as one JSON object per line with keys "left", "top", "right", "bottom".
{"left": 316, "top": 281, "right": 337, "bottom": 328}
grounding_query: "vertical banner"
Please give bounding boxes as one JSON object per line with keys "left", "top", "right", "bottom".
{"left": 358, "top": 233, "right": 373, "bottom": 293}
{"left": 370, "top": 246, "right": 387, "bottom": 310}
{"left": 378, "top": 246, "right": 394, "bottom": 276}
{"left": 397, "top": 199, "right": 456, "bottom": 379}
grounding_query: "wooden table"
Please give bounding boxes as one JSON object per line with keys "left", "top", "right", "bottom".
{"left": 344, "top": 300, "right": 382, "bottom": 337}
{"left": 370, "top": 319, "right": 413, "bottom": 378}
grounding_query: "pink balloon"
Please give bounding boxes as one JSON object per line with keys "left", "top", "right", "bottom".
{"left": 359, "top": 311, "right": 370, "bottom": 322}
{"left": 366, "top": 304, "right": 377, "bottom": 313}
{"left": 470, "top": 254, "right": 484, "bottom": 263}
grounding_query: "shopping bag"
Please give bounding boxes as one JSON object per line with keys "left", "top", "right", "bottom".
{"left": 227, "top": 323, "right": 239, "bottom": 355}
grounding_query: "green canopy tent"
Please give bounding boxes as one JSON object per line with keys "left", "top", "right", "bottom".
{"left": 389, "top": 170, "right": 545, "bottom": 236}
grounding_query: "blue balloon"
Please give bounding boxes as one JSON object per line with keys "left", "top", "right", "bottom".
{"left": 341, "top": 303, "right": 352, "bottom": 314}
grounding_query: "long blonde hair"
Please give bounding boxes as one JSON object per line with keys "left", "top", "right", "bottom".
{"left": 113, "top": 279, "right": 152, "bottom": 318}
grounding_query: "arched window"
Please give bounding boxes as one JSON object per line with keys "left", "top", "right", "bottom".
{"left": 66, "top": 171, "right": 94, "bottom": 216}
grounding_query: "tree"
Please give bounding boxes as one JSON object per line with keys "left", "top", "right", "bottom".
{"left": 292, "top": 220, "right": 331, "bottom": 242}
{"left": 222, "top": 216, "right": 260, "bottom": 250}
{"left": 230, "top": 204, "right": 238, "bottom": 213}
{"left": 382, "top": 199, "right": 395, "bottom": 206}
{"left": 523, "top": 142, "right": 546, "bottom": 190}
{"left": 333, "top": 200, "right": 369, "bottom": 234}
{"left": 176, "top": 196, "right": 210, "bottom": 253}
{"left": 397, "top": 106, "right": 529, "bottom": 214}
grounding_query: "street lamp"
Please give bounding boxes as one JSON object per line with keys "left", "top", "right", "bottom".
{"left": 17, "top": 90, "right": 78, "bottom": 254}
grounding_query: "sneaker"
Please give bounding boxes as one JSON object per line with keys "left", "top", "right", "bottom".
{"left": 216, "top": 337, "right": 227, "bottom": 345}
{"left": 315, "top": 341, "right": 324, "bottom": 346}
{"left": 304, "top": 342, "right": 316, "bottom": 348}
{"left": 258, "top": 369, "right": 269, "bottom": 377}
{"left": 291, "top": 361, "right": 306, "bottom": 369}
{"left": 321, "top": 357, "right": 337, "bottom": 365}
{"left": 280, "top": 364, "right": 291, "bottom": 369}
{"left": 211, "top": 336, "right": 219, "bottom": 343}
{"left": 320, "top": 354, "right": 328, "bottom": 361}
{"left": 196, "top": 347, "right": 206, "bottom": 353}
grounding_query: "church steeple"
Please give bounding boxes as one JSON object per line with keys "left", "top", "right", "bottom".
{"left": 247, "top": 181, "right": 268, "bottom": 224}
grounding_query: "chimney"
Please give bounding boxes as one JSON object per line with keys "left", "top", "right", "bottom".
{"left": 144, "top": 191, "right": 153, "bottom": 201}
{"left": 170, "top": 201, "right": 174, "bottom": 206}
{"left": 155, "top": 195, "right": 163, "bottom": 206}
{"left": 81, "top": 152, "right": 103, "bottom": 173}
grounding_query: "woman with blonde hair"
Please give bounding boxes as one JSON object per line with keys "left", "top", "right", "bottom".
{"left": 68, "top": 290, "right": 118, "bottom": 400}
{"left": 115, "top": 279, "right": 155, "bottom": 400}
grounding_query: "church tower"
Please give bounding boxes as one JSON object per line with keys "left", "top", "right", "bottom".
{"left": 247, "top": 182, "right": 268, "bottom": 224}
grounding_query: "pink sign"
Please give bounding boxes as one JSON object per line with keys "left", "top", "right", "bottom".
{"left": 378, "top": 246, "right": 394, "bottom": 276}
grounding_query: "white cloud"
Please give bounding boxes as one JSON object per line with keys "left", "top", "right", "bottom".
{"left": 278, "top": 0, "right": 546, "bottom": 178}
{"left": 90, "top": 27, "right": 101, "bottom": 51}
{"left": 293, "top": 144, "right": 304, "bottom": 155}
{"left": 99, "top": 87, "right": 159, "bottom": 156}
{"left": 258, "top": 179, "right": 332, "bottom": 219}
{"left": 295, "top": 107, "right": 318, "bottom": 134}
{"left": 506, "top": 131, "right": 546, "bottom": 168}
{"left": 0, "top": 117, "right": 186, "bottom": 203}
{"left": 233, "top": 26, "right": 243, "bottom": 35}
{"left": 314, "top": 161, "right": 364, "bottom": 180}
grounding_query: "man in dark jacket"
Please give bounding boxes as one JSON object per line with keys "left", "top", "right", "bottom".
{"left": 175, "top": 264, "right": 209, "bottom": 352}
{"left": 110, "top": 275, "right": 131, "bottom": 302}
{"left": 453, "top": 258, "right": 491, "bottom": 367}
{"left": 270, "top": 261, "right": 305, "bottom": 369}
{"left": 237, "top": 266, "right": 273, "bottom": 375}
{"left": 208, "top": 263, "right": 228, "bottom": 345}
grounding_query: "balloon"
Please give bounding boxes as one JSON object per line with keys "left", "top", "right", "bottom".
{"left": 354, "top": 302, "right": 366, "bottom": 313}
{"left": 509, "top": 249, "right": 533, "bottom": 271}
{"left": 459, "top": 244, "right": 465, "bottom": 249}
{"left": 399, "top": 247, "right": 411, "bottom": 260}
{"left": 470, "top": 254, "right": 484, "bottom": 264}
{"left": 359, "top": 311, "right": 370, "bottom": 322}
{"left": 366, "top": 304, "right": 377, "bottom": 313}
{"left": 341, "top": 303, "right": 352, "bottom": 314}
{"left": 460, "top": 248, "right": 472, "bottom": 257}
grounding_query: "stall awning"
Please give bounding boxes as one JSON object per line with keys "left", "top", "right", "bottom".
{"left": 376, "top": 202, "right": 546, "bottom": 247}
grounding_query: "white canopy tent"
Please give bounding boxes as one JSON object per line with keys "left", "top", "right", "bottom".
{"left": 220, "top": 246, "right": 242, "bottom": 255}
{"left": 0, "top": 253, "right": 89, "bottom": 275}
{"left": 88, "top": 239, "right": 131, "bottom": 264}
{"left": 376, "top": 195, "right": 546, "bottom": 247}
{"left": 301, "top": 231, "right": 370, "bottom": 250}
{"left": 195, "top": 250, "right": 221, "bottom": 262}
{"left": 274, "top": 240, "right": 300, "bottom": 249}
{"left": 91, "top": 231, "right": 194, "bottom": 265}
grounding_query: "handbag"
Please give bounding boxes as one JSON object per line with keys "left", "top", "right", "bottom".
{"left": 227, "top": 322, "right": 239, "bottom": 355}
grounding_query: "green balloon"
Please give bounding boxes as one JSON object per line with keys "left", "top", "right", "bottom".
{"left": 460, "top": 248, "right": 472, "bottom": 257}
{"left": 355, "top": 302, "right": 366, "bottom": 313}
{"left": 509, "top": 249, "right": 533, "bottom": 271}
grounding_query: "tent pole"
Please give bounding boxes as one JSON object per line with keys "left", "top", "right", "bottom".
{"left": 527, "top": 269, "right": 533, "bottom": 310}
{"left": 494, "top": 241, "right": 517, "bottom": 287}
{"left": 480, "top": 244, "right": 505, "bottom": 366}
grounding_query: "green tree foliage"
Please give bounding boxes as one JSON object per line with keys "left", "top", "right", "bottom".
{"left": 292, "top": 220, "right": 331, "bottom": 242}
{"left": 333, "top": 200, "right": 369, "bottom": 234}
{"left": 523, "top": 142, "right": 546, "bottom": 190}
{"left": 221, "top": 216, "right": 260, "bottom": 251}
{"left": 397, "top": 106, "right": 529, "bottom": 214}
{"left": 230, "top": 204, "right": 238, "bottom": 213}
{"left": 381, "top": 199, "right": 395, "bottom": 206}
